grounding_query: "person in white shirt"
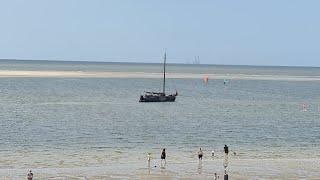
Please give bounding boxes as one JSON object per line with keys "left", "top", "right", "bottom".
{"left": 27, "top": 170, "right": 33, "bottom": 180}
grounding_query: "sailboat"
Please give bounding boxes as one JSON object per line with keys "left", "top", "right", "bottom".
{"left": 139, "top": 52, "right": 178, "bottom": 102}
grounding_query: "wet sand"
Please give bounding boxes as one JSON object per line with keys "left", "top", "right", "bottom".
{"left": 1, "top": 159, "right": 319, "bottom": 179}
{"left": 1, "top": 70, "right": 320, "bottom": 81}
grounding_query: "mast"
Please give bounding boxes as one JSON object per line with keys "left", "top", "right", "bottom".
{"left": 163, "top": 51, "right": 166, "bottom": 95}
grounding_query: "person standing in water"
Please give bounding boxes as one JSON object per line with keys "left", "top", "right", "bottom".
{"left": 214, "top": 173, "right": 218, "bottom": 180}
{"left": 147, "top": 152, "right": 151, "bottom": 174}
{"left": 223, "top": 145, "right": 229, "bottom": 170}
{"left": 27, "top": 170, "right": 33, "bottom": 180}
{"left": 161, "top": 148, "right": 166, "bottom": 166}
{"left": 147, "top": 153, "right": 151, "bottom": 166}
{"left": 224, "top": 145, "right": 229, "bottom": 155}
{"left": 198, "top": 148, "right": 203, "bottom": 160}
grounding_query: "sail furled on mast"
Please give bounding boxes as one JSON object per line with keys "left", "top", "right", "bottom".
{"left": 163, "top": 51, "right": 166, "bottom": 95}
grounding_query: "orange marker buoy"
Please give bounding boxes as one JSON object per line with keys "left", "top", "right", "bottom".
{"left": 203, "top": 76, "right": 209, "bottom": 84}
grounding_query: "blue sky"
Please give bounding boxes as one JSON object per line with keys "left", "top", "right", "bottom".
{"left": 0, "top": 0, "right": 319, "bottom": 66}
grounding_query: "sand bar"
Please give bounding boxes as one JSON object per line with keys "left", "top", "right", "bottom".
{"left": 0, "top": 70, "right": 320, "bottom": 81}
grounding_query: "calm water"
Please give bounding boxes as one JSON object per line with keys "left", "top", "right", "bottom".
{"left": 0, "top": 60, "right": 319, "bottom": 169}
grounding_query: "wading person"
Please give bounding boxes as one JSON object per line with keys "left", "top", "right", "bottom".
{"left": 147, "top": 153, "right": 151, "bottom": 167}
{"left": 161, "top": 148, "right": 166, "bottom": 167}
{"left": 224, "top": 145, "right": 229, "bottom": 168}
{"left": 224, "top": 145, "right": 229, "bottom": 155}
{"left": 214, "top": 172, "right": 218, "bottom": 180}
{"left": 27, "top": 170, "right": 33, "bottom": 180}
{"left": 198, "top": 148, "right": 203, "bottom": 160}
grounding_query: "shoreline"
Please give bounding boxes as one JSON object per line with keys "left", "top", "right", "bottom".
{"left": 1, "top": 158, "right": 319, "bottom": 179}
{"left": 0, "top": 70, "right": 320, "bottom": 81}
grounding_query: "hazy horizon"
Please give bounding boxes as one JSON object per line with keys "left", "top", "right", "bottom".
{"left": 1, "top": 58, "right": 320, "bottom": 68}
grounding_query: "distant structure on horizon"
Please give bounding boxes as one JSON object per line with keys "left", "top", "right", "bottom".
{"left": 193, "top": 56, "right": 200, "bottom": 64}
{"left": 185, "top": 56, "right": 201, "bottom": 64}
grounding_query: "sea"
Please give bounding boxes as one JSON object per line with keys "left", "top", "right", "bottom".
{"left": 0, "top": 60, "right": 319, "bottom": 178}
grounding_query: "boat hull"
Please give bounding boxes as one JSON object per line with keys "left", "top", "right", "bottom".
{"left": 139, "top": 95, "right": 176, "bottom": 102}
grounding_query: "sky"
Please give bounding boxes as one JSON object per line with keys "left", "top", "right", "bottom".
{"left": 0, "top": 0, "right": 319, "bottom": 66}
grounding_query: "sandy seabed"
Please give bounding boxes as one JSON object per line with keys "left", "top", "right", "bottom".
{"left": 1, "top": 159, "right": 319, "bottom": 179}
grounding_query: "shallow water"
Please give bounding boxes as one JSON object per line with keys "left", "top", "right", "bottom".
{"left": 0, "top": 61, "right": 319, "bottom": 178}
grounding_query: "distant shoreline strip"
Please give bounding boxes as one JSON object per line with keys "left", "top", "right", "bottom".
{"left": 0, "top": 70, "right": 319, "bottom": 81}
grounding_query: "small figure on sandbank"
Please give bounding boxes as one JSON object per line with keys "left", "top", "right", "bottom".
{"left": 302, "top": 103, "right": 308, "bottom": 112}
{"left": 224, "top": 79, "right": 229, "bottom": 85}
{"left": 211, "top": 150, "right": 215, "bottom": 158}
{"left": 161, "top": 148, "right": 166, "bottom": 167}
